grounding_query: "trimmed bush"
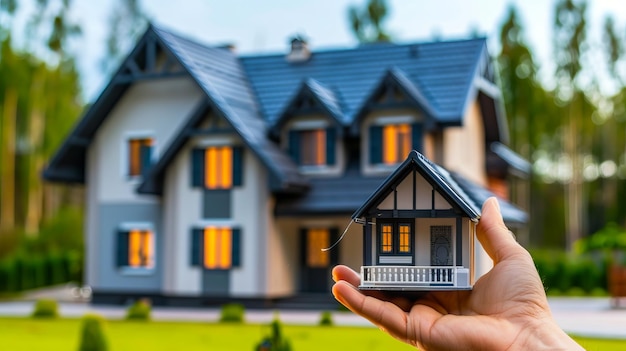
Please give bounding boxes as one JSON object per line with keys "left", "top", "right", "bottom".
{"left": 125, "top": 299, "right": 151, "bottom": 320}
{"left": 220, "top": 303, "right": 244, "bottom": 323}
{"left": 318, "top": 311, "right": 334, "bottom": 326}
{"left": 255, "top": 318, "right": 292, "bottom": 351}
{"left": 31, "top": 299, "right": 59, "bottom": 318}
{"left": 78, "top": 313, "right": 109, "bottom": 351}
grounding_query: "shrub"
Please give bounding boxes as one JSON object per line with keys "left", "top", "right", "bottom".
{"left": 318, "top": 311, "right": 333, "bottom": 326}
{"left": 125, "top": 299, "right": 151, "bottom": 320}
{"left": 31, "top": 299, "right": 59, "bottom": 318}
{"left": 566, "top": 287, "right": 586, "bottom": 297}
{"left": 78, "top": 314, "right": 109, "bottom": 351}
{"left": 255, "top": 318, "right": 292, "bottom": 351}
{"left": 220, "top": 303, "right": 244, "bottom": 323}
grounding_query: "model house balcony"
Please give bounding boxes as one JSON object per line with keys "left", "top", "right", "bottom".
{"left": 360, "top": 266, "right": 471, "bottom": 290}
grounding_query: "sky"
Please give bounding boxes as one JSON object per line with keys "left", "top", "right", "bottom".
{"left": 23, "top": 0, "right": 626, "bottom": 100}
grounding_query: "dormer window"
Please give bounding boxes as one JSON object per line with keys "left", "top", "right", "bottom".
{"left": 369, "top": 119, "right": 422, "bottom": 167}
{"left": 288, "top": 127, "right": 336, "bottom": 167}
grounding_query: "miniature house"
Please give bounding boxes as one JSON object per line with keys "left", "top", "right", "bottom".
{"left": 43, "top": 23, "right": 528, "bottom": 306}
{"left": 353, "top": 150, "right": 481, "bottom": 291}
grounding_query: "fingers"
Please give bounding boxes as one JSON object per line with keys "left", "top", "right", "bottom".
{"left": 332, "top": 265, "right": 361, "bottom": 287}
{"left": 476, "top": 197, "right": 524, "bottom": 263}
{"left": 332, "top": 280, "right": 409, "bottom": 340}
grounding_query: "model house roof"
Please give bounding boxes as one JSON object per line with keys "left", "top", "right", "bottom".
{"left": 352, "top": 151, "right": 527, "bottom": 224}
{"left": 43, "top": 23, "right": 526, "bottom": 222}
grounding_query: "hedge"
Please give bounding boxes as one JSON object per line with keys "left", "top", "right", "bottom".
{"left": 0, "top": 251, "right": 82, "bottom": 293}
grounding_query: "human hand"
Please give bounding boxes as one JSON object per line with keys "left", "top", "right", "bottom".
{"left": 332, "top": 197, "right": 584, "bottom": 350}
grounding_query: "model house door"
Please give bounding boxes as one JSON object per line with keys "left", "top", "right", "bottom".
{"left": 430, "top": 225, "right": 452, "bottom": 266}
{"left": 300, "top": 228, "right": 337, "bottom": 292}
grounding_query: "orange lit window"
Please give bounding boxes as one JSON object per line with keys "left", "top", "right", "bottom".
{"left": 300, "top": 129, "right": 326, "bottom": 166}
{"left": 204, "top": 227, "right": 232, "bottom": 269}
{"left": 381, "top": 224, "right": 393, "bottom": 253}
{"left": 128, "top": 138, "right": 154, "bottom": 177}
{"left": 128, "top": 230, "right": 153, "bottom": 268}
{"left": 307, "top": 228, "right": 330, "bottom": 268}
{"left": 382, "top": 124, "right": 411, "bottom": 164}
{"left": 399, "top": 224, "right": 411, "bottom": 253}
{"left": 205, "top": 146, "right": 233, "bottom": 189}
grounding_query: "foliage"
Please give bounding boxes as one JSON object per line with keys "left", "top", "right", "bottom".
{"left": 78, "top": 314, "right": 109, "bottom": 351}
{"left": 125, "top": 299, "right": 151, "bottom": 321}
{"left": 255, "top": 318, "right": 292, "bottom": 351}
{"left": 531, "top": 249, "right": 607, "bottom": 294}
{"left": 318, "top": 311, "right": 334, "bottom": 326}
{"left": 0, "top": 250, "right": 82, "bottom": 292}
{"left": 31, "top": 298, "right": 59, "bottom": 318}
{"left": 219, "top": 303, "right": 245, "bottom": 323}
{"left": 347, "top": 0, "right": 391, "bottom": 43}
{"left": 575, "top": 222, "right": 626, "bottom": 254}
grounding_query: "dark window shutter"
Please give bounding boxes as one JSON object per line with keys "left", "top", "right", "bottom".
{"left": 190, "top": 228, "right": 202, "bottom": 266}
{"left": 139, "top": 144, "right": 153, "bottom": 177}
{"left": 329, "top": 228, "right": 339, "bottom": 265}
{"left": 369, "top": 125, "right": 383, "bottom": 164}
{"left": 191, "top": 149, "right": 205, "bottom": 187}
{"left": 326, "top": 128, "right": 336, "bottom": 166}
{"left": 116, "top": 230, "right": 130, "bottom": 267}
{"left": 232, "top": 146, "right": 243, "bottom": 186}
{"left": 231, "top": 228, "right": 241, "bottom": 267}
{"left": 288, "top": 130, "right": 301, "bottom": 165}
{"left": 299, "top": 228, "right": 308, "bottom": 266}
{"left": 412, "top": 123, "right": 423, "bottom": 152}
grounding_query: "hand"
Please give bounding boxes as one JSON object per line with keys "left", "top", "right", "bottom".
{"left": 332, "top": 197, "right": 584, "bottom": 350}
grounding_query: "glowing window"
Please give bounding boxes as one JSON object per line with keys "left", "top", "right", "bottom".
{"left": 204, "top": 227, "right": 232, "bottom": 269}
{"left": 128, "top": 138, "right": 153, "bottom": 177}
{"left": 300, "top": 129, "right": 327, "bottom": 166}
{"left": 381, "top": 224, "right": 393, "bottom": 253}
{"left": 382, "top": 124, "right": 411, "bottom": 164}
{"left": 307, "top": 228, "right": 330, "bottom": 268}
{"left": 205, "top": 146, "right": 233, "bottom": 189}
{"left": 399, "top": 224, "right": 411, "bottom": 253}
{"left": 127, "top": 230, "right": 154, "bottom": 268}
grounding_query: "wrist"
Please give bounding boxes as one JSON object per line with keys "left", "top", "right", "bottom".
{"left": 515, "top": 319, "right": 584, "bottom": 351}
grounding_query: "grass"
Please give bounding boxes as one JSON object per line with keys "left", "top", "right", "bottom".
{"left": 0, "top": 317, "right": 624, "bottom": 350}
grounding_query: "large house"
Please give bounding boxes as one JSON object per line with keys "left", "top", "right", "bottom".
{"left": 43, "top": 24, "right": 528, "bottom": 306}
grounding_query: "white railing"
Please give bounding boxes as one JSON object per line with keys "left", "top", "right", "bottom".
{"left": 360, "top": 266, "right": 469, "bottom": 288}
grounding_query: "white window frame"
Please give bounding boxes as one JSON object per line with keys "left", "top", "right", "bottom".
{"left": 118, "top": 221, "right": 156, "bottom": 276}
{"left": 121, "top": 131, "right": 157, "bottom": 182}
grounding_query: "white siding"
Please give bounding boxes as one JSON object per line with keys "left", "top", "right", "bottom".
{"left": 92, "top": 77, "right": 204, "bottom": 203}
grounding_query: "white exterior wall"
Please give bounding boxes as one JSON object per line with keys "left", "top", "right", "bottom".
{"left": 92, "top": 77, "right": 204, "bottom": 204}
{"left": 443, "top": 100, "right": 487, "bottom": 186}
{"left": 378, "top": 174, "right": 450, "bottom": 210}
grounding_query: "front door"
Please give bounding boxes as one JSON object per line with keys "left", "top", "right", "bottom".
{"left": 300, "top": 228, "right": 338, "bottom": 292}
{"left": 430, "top": 225, "right": 453, "bottom": 266}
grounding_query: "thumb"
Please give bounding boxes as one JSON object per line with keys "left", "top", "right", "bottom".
{"left": 476, "top": 197, "right": 523, "bottom": 263}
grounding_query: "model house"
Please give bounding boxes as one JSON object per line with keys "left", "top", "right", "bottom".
{"left": 354, "top": 150, "right": 482, "bottom": 291}
{"left": 43, "top": 23, "right": 528, "bottom": 305}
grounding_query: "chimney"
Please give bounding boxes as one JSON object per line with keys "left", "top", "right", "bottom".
{"left": 286, "top": 35, "right": 311, "bottom": 63}
{"left": 218, "top": 43, "right": 236, "bottom": 53}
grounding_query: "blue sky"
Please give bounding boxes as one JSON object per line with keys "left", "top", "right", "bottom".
{"left": 37, "top": 0, "right": 626, "bottom": 100}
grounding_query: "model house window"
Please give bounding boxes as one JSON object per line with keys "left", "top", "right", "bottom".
{"left": 306, "top": 228, "right": 330, "bottom": 268}
{"left": 128, "top": 138, "right": 154, "bottom": 177}
{"left": 191, "top": 146, "right": 243, "bottom": 189}
{"left": 190, "top": 227, "right": 241, "bottom": 269}
{"left": 369, "top": 122, "right": 423, "bottom": 165}
{"left": 378, "top": 221, "right": 413, "bottom": 255}
{"left": 117, "top": 228, "right": 154, "bottom": 269}
{"left": 288, "top": 128, "right": 335, "bottom": 166}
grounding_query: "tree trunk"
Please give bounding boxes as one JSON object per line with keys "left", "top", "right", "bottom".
{"left": 0, "top": 88, "right": 17, "bottom": 231}
{"left": 24, "top": 74, "right": 46, "bottom": 235}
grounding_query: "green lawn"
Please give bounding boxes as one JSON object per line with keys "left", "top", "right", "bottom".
{"left": 0, "top": 317, "right": 623, "bottom": 351}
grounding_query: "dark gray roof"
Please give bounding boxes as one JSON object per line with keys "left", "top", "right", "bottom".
{"left": 274, "top": 78, "right": 345, "bottom": 130}
{"left": 490, "top": 142, "right": 531, "bottom": 178}
{"left": 241, "top": 38, "right": 490, "bottom": 126}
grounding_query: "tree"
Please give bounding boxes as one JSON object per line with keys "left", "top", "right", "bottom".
{"left": 553, "top": 0, "right": 589, "bottom": 251}
{"left": 100, "top": 0, "right": 149, "bottom": 75}
{"left": 347, "top": 0, "right": 391, "bottom": 43}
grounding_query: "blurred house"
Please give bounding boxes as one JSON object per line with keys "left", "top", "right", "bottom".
{"left": 43, "top": 24, "right": 528, "bottom": 306}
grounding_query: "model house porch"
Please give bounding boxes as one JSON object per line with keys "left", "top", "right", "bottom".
{"left": 353, "top": 151, "right": 481, "bottom": 291}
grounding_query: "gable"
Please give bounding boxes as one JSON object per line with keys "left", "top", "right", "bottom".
{"left": 377, "top": 171, "right": 452, "bottom": 211}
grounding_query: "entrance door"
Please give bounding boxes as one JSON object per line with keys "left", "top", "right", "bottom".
{"left": 300, "top": 228, "right": 338, "bottom": 292}
{"left": 430, "top": 225, "right": 452, "bottom": 266}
